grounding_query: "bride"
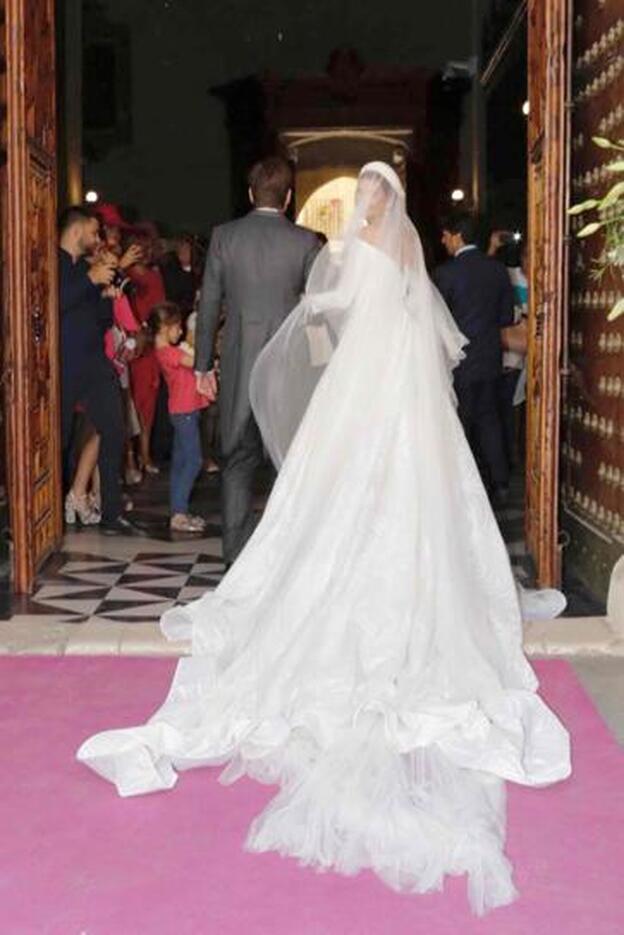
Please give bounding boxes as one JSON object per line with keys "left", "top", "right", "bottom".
{"left": 78, "top": 162, "right": 570, "bottom": 915}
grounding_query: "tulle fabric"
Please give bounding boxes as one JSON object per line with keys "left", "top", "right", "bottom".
{"left": 249, "top": 162, "right": 466, "bottom": 468}
{"left": 77, "top": 165, "right": 571, "bottom": 915}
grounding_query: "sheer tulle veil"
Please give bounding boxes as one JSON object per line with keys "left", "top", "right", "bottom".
{"left": 250, "top": 161, "right": 468, "bottom": 468}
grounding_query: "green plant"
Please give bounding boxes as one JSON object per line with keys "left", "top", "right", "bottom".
{"left": 569, "top": 136, "right": 624, "bottom": 321}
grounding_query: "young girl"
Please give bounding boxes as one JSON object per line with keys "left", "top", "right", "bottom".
{"left": 149, "top": 302, "right": 210, "bottom": 532}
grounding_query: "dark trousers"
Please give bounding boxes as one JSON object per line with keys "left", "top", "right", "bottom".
{"left": 221, "top": 416, "right": 264, "bottom": 564}
{"left": 169, "top": 411, "right": 203, "bottom": 514}
{"left": 62, "top": 357, "right": 124, "bottom": 522}
{"left": 455, "top": 377, "right": 509, "bottom": 489}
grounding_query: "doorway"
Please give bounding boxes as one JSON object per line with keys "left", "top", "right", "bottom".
{"left": 1, "top": 0, "right": 604, "bottom": 601}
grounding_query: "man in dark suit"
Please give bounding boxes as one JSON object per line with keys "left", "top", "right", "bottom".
{"left": 58, "top": 206, "right": 140, "bottom": 534}
{"left": 194, "top": 156, "right": 320, "bottom": 565}
{"left": 433, "top": 212, "right": 514, "bottom": 502}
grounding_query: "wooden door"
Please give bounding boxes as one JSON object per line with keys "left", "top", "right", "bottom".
{"left": 1, "top": 0, "right": 62, "bottom": 592}
{"left": 525, "top": 0, "right": 570, "bottom": 587}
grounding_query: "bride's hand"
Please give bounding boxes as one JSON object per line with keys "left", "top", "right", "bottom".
{"left": 302, "top": 297, "right": 321, "bottom": 325}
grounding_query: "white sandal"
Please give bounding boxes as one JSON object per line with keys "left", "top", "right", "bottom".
{"left": 170, "top": 513, "right": 204, "bottom": 532}
{"left": 65, "top": 491, "right": 101, "bottom": 526}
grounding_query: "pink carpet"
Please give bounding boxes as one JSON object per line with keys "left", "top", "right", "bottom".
{"left": 1, "top": 658, "right": 622, "bottom": 935}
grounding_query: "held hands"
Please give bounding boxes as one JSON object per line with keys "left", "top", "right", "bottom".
{"left": 196, "top": 370, "right": 218, "bottom": 403}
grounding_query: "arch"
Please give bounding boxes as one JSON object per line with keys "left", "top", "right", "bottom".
{"left": 296, "top": 175, "right": 358, "bottom": 242}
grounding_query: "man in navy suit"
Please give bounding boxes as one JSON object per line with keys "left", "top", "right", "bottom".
{"left": 433, "top": 212, "right": 514, "bottom": 503}
{"left": 59, "top": 206, "right": 141, "bottom": 534}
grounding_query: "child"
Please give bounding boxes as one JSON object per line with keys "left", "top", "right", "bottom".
{"left": 149, "top": 302, "right": 211, "bottom": 532}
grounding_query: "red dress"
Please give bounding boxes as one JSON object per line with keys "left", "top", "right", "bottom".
{"left": 128, "top": 265, "right": 165, "bottom": 432}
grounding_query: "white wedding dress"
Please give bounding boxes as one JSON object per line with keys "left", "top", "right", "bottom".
{"left": 78, "top": 163, "right": 570, "bottom": 915}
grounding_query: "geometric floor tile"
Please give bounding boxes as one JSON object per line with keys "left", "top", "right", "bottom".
{"left": 61, "top": 572, "right": 124, "bottom": 587}
{"left": 114, "top": 564, "right": 189, "bottom": 579}
{"left": 33, "top": 584, "right": 108, "bottom": 601}
{"left": 178, "top": 585, "right": 208, "bottom": 602}
{"left": 5, "top": 540, "right": 227, "bottom": 625}
{"left": 36, "top": 597, "right": 106, "bottom": 616}
{"left": 96, "top": 600, "right": 176, "bottom": 620}
{"left": 1, "top": 463, "right": 603, "bottom": 630}
{"left": 117, "top": 574, "right": 190, "bottom": 590}
{"left": 102, "top": 586, "right": 179, "bottom": 603}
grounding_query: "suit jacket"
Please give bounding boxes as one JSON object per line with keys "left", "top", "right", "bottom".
{"left": 432, "top": 248, "right": 515, "bottom": 384}
{"left": 195, "top": 209, "right": 320, "bottom": 456}
{"left": 58, "top": 248, "right": 113, "bottom": 380}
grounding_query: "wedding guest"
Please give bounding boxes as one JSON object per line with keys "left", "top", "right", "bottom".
{"left": 65, "top": 230, "right": 142, "bottom": 523}
{"left": 149, "top": 303, "right": 210, "bottom": 532}
{"left": 126, "top": 230, "right": 166, "bottom": 476}
{"left": 160, "top": 234, "right": 197, "bottom": 316}
{"left": 96, "top": 202, "right": 128, "bottom": 257}
{"left": 58, "top": 206, "right": 140, "bottom": 535}
{"left": 104, "top": 281, "right": 143, "bottom": 486}
{"left": 433, "top": 211, "right": 514, "bottom": 504}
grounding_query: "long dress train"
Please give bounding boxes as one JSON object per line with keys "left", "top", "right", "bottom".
{"left": 77, "top": 167, "right": 570, "bottom": 915}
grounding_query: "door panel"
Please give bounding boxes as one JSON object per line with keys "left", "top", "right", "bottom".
{"left": 525, "top": 0, "right": 570, "bottom": 586}
{"left": 2, "top": 0, "right": 61, "bottom": 592}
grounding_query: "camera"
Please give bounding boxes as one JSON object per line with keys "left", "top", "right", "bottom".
{"left": 498, "top": 231, "right": 522, "bottom": 245}
{"left": 111, "top": 269, "right": 136, "bottom": 297}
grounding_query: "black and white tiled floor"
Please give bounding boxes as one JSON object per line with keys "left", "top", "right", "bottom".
{"left": 4, "top": 468, "right": 536, "bottom": 626}
{"left": 0, "top": 465, "right": 615, "bottom": 657}
{"left": 2, "top": 468, "right": 226, "bottom": 625}
{"left": 11, "top": 548, "right": 225, "bottom": 624}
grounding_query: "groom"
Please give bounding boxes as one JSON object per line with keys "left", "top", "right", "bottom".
{"left": 194, "top": 156, "right": 320, "bottom": 566}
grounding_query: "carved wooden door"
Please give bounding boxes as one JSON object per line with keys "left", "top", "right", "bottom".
{"left": 1, "top": 0, "right": 62, "bottom": 592}
{"left": 525, "top": 0, "right": 570, "bottom": 587}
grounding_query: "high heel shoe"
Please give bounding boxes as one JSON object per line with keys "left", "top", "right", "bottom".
{"left": 64, "top": 491, "right": 101, "bottom": 526}
{"left": 88, "top": 491, "right": 102, "bottom": 521}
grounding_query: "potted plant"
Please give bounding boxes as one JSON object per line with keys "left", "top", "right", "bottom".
{"left": 569, "top": 136, "right": 624, "bottom": 321}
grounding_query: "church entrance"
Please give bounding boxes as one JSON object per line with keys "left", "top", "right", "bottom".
{"left": 2, "top": 0, "right": 618, "bottom": 601}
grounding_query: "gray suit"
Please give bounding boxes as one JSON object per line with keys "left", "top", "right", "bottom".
{"left": 195, "top": 208, "right": 320, "bottom": 563}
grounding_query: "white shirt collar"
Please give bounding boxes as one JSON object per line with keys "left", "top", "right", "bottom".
{"left": 455, "top": 244, "right": 478, "bottom": 257}
{"left": 255, "top": 207, "right": 282, "bottom": 214}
